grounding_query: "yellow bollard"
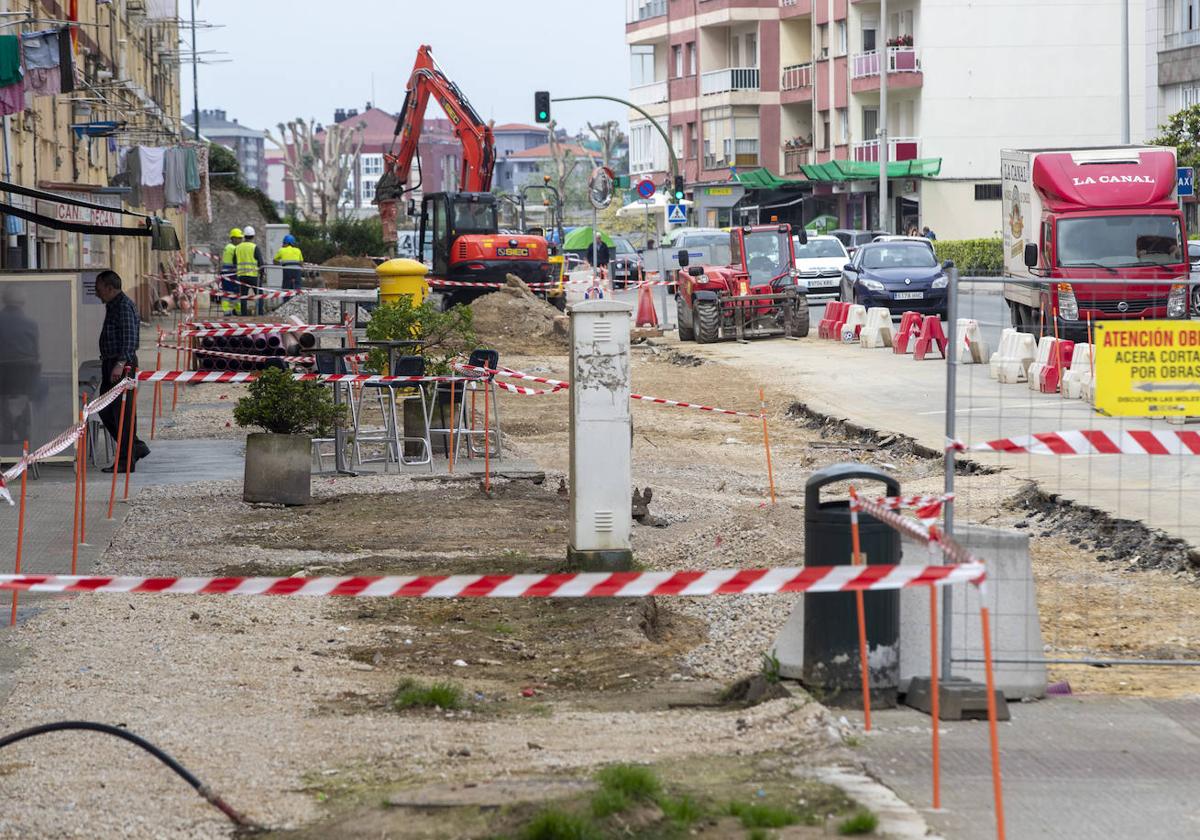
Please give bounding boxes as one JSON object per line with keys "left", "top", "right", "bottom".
{"left": 377, "top": 258, "right": 430, "bottom": 307}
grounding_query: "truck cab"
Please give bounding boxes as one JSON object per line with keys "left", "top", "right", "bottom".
{"left": 1002, "top": 147, "right": 1190, "bottom": 340}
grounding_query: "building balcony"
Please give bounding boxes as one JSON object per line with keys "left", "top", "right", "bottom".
{"left": 851, "top": 47, "right": 920, "bottom": 79}
{"left": 781, "top": 63, "right": 812, "bottom": 91}
{"left": 630, "top": 80, "right": 669, "bottom": 106}
{"left": 701, "top": 67, "right": 760, "bottom": 95}
{"left": 780, "top": 0, "right": 812, "bottom": 14}
{"left": 851, "top": 137, "right": 920, "bottom": 163}
{"left": 627, "top": 0, "right": 666, "bottom": 23}
{"left": 784, "top": 144, "right": 813, "bottom": 175}
{"left": 1163, "top": 30, "right": 1200, "bottom": 50}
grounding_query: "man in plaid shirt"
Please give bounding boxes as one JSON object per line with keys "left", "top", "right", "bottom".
{"left": 95, "top": 270, "right": 149, "bottom": 472}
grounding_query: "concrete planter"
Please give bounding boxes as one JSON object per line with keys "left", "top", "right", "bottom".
{"left": 244, "top": 432, "right": 311, "bottom": 505}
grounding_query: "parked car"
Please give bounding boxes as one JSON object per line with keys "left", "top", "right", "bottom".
{"left": 830, "top": 229, "right": 885, "bottom": 256}
{"left": 872, "top": 234, "right": 935, "bottom": 253}
{"left": 792, "top": 234, "right": 849, "bottom": 298}
{"left": 1190, "top": 241, "right": 1200, "bottom": 314}
{"left": 840, "top": 240, "right": 950, "bottom": 317}
{"left": 610, "top": 236, "right": 645, "bottom": 288}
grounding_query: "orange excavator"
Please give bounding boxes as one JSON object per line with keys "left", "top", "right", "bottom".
{"left": 374, "top": 45, "right": 560, "bottom": 308}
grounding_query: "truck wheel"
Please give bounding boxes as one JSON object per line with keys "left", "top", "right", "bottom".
{"left": 788, "top": 300, "right": 810, "bottom": 338}
{"left": 676, "top": 299, "right": 695, "bottom": 340}
{"left": 695, "top": 300, "right": 720, "bottom": 343}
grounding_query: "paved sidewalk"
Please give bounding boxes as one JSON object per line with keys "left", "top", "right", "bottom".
{"left": 851, "top": 697, "right": 1200, "bottom": 839}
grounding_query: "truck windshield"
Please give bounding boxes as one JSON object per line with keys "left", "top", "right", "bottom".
{"left": 1057, "top": 215, "right": 1183, "bottom": 268}
{"left": 452, "top": 199, "right": 497, "bottom": 233}
{"left": 743, "top": 231, "right": 791, "bottom": 283}
{"left": 794, "top": 238, "right": 846, "bottom": 259}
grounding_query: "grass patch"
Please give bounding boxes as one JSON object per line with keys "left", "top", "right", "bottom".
{"left": 595, "top": 764, "right": 662, "bottom": 802}
{"left": 658, "top": 793, "right": 703, "bottom": 826}
{"left": 838, "top": 809, "right": 879, "bottom": 835}
{"left": 391, "top": 678, "right": 463, "bottom": 711}
{"left": 728, "top": 801, "right": 798, "bottom": 829}
{"left": 747, "top": 830, "right": 770, "bottom": 840}
{"left": 519, "top": 808, "right": 602, "bottom": 840}
{"left": 491, "top": 621, "right": 517, "bottom": 635}
{"left": 589, "top": 788, "right": 628, "bottom": 819}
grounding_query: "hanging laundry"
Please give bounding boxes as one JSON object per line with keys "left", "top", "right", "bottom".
{"left": 122, "top": 145, "right": 143, "bottom": 207}
{"left": 163, "top": 147, "right": 187, "bottom": 207}
{"left": 139, "top": 147, "right": 165, "bottom": 187}
{"left": 0, "top": 83, "right": 24, "bottom": 117}
{"left": 0, "top": 35, "right": 22, "bottom": 88}
{"left": 183, "top": 147, "right": 200, "bottom": 192}
{"left": 20, "top": 30, "right": 60, "bottom": 98}
{"left": 56, "top": 27, "right": 74, "bottom": 94}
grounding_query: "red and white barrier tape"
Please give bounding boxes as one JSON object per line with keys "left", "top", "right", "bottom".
{"left": 872, "top": 494, "right": 954, "bottom": 525}
{"left": 454, "top": 364, "right": 568, "bottom": 388}
{"left": 193, "top": 348, "right": 316, "bottom": 364}
{"left": 629, "top": 393, "right": 759, "bottom": 418}
{"left": 0, "top": 476, "right": 10, "bottom": 506}
{"left": 495, "top": 381, "right": 568, "bottom": 396}
{"left": 952, "top": 429, "right": 1200, "bottom": 456}
{"left": 0, "top": 562, "right": 985, "bottom": 598}
{"left": 181, "top": 324, "right": 346, "bottom": 338}
{"left": 212, "top": 288, "right": 306, "bottom": 302}
{"left": 850, "top": 489, "right": 982, "bottom": 571}
{"left": 137, "top": 370, "right": 470, "bottom": 385}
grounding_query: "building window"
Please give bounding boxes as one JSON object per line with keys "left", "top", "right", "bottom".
{"left": 975, "top": 184, "right": 1003, "bottom": 201}
{"left": 630, "top": 120, "right": 667, "bottom": 173}
{"left": 1182, "top": 84, "right": 1200, "bottom": 109}
{"left": 818, "top": 24, "right": 829, "bottom": 59}
{"left": 672, "top": 125, "right": 684, "bottom": 160}
{"left": 821, "top": 112, "right": 831, "bottom": 150}
{"left": 836, "top": 21, "right": 848, "bottom": 57}
{"left": 672, "top": 44, "right": 683, "bottom": 78}
{"left": 862, "top": 20, "right": 877, "bottom": 52}
{"left": 862, "top": 108, "right": 879, "bottom": 141}
{"left": 686, "top": 121, "right": 698, "bottom": 159}
{"left": 630, "top": 44, "right": 655, "bottom": 86}
{"left": 837, "top": 108, "right": 849, "bottom": 145}
{"left": 362, "top": 154, "right": 383, "bottom": 177}
{"left": 701, "top": 105, "right": 759, "bottom": 169}
{"left": 686, "top": 42, "right": 696, "bottom": 75}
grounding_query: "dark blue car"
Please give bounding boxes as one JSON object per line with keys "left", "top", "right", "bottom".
{"left": 839, "top": 241, "right": 949, "bottom": 316}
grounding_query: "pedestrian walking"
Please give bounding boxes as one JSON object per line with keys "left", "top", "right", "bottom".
{"left": 94, "top": 270, "right": 149, "bottom": 473}
{"left": 273, "top": 234, "right": 304, "bottom": 291}
{"left": 219, "top": 227, "right": 242, "bottom": 314}
{"left": 235, "top": 225, "right": 266, "bottom": 316}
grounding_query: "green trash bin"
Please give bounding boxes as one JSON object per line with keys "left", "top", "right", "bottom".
{"left": 802, "top": 462, "right": 901, "bottom": 708}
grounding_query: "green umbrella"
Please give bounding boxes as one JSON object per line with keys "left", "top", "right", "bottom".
{"left": 563, "top": 226, "right": 614, "bottom": 250}
{"left": 804, "top": 214, "right": 839, "bottom": 235}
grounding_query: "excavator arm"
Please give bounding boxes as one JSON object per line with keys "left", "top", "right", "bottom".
{"left": 374, "top": 45, "right": 495, "bottom": 240}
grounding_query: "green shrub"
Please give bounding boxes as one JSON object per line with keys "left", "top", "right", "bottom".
{"left": 728, "top": 801, "right": 797, "bottom": 828}
{"left": 838, "top": 809, "right": 879, "bottom": 835}
{"left": 208, "top": 142, "right": 280, "bottom": 224}
{"left": 933, "top": 238, "right": 1003, "bottom": 276}
{"left": 363, "top": 295, "right": 477, "bottom": 375}
{"left": 391, "top": 677, "right": 463, "bottom": 711}
{"left": 286, "top": 215, "right": 389, "bottom": 264}
{"left": 594, "top": 764, "right": 662, "bottom": 803}
{"left": 589, "top": 787, "right": 628, "bottom": 819}
{"left": 520, "top": 809, "right": 602, "bottom": 840}
{"left": 232, "top": 367, "right": 346, "bottom": 436}
{"left": 658, "top": 793, "right": 703, "bottom": 825}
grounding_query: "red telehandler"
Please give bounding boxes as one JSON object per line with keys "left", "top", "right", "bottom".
{"left": 374, "top": 46, "right": 562, "bottom": 308}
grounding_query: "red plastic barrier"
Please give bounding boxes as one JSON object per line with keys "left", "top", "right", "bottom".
{"left": 913, "top": 316, "right": 948, "bottom": 360}
{"left": 893, "top": 311, "right": 922, "bottom": 354}
{"left": 819, "top": 302, "right": 846, "bottom": 339}
{"left": 1039, "top": 339, "right": 1075, "bottom": 394}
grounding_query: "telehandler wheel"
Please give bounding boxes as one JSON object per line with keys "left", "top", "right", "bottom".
{"left": 676, "top": 299, "right": 695, "bottom": 341}
{"left": 695, "top": 300, "right": 720, "bottom": 344}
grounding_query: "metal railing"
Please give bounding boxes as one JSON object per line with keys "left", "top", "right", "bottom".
{"left": 852, "top": 136, "right": 920, "bottom": 162}
{"left": 1163, "top": 29, "right": 1200, "bottom": 50}
{"left": 701, "top": 66, "right": 760, "bottom": 95}
{"left": 851, "top": 47, "right": 921, "bottom": 79}
{"left": 781, "top": 62, "right": 812, "bottom": 91}
{"left": 784, "top": 145, "right": 811, "bottom": 174}
{"left": 627, "top": 0, "right": 666, "bottom": 23}
{"left": 629, "top": 80, "right": 669, "bottom": 106}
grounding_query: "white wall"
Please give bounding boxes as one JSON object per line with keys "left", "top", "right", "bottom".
{"left": 918, "top": 0, "right": 1147, "bottom": 181}
{"left": 921, "top": 180, "right": 1003, "bottom": 240}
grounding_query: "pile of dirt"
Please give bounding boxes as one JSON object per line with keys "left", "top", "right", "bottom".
{"left": 321, "top": 255, "right": 378, "bottom": 289}
{"left": 470, "top": 274, "right": 569, "bottom": 354}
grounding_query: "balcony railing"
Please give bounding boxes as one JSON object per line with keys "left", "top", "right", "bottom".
{"left": 629, "top": 80, "right": 669, "bottom": 106}
{"left": 852, "top": 137, "right": 920, "bottom": 163}
{"left": 851, "top": 46, "right": 920, "bottom": 79}
{"left": 701, "top": 66, "right": 760, "bottom": 95}
{"left": 784, "top": 145, "right": 812, "bottom": 175}
{"left": 627, "top": 0, "right": 666, "bottom": 23}
{"left": 1163, "top": 29, "right": 1200, "bottom": 50}
{"left": 781, "top": 63, "right": 812, "bottom": 90}
{"left": 704, "top": 138, "right": 760, "bottom": 169}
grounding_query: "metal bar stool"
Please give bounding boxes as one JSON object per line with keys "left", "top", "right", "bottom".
{"left": 353, "top": 355, "right": 433, "bottom": 471}
{"left": 455, "top": 348, "right": 502, "bottom": 462}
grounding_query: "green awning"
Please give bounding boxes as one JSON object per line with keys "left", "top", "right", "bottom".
{"left": 800, "top": 158, "right": 943, "bottom": 182}
{"left": 733, "top": 168, "right": 801, "bottom": 189}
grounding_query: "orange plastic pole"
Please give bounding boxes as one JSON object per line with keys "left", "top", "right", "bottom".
{"left": 80, "top": 396, "right": 89, "bottom": 545}
{"left": 123, "top": 384, "right": 138, "bottom": 500}
{"left": 929, "top": 583, "right": 941, "bottom": 810}
{"left": 10, "top": 441, "right": 28, "bottom": 626}
{"left": 759, "top": 387, "right": 776, "bottom": 505}
{"left": 847, "top": 485, "right": 872, "bottom": 732}
{"left": 71, "top": 401, "right": 84, "bottom": 576}
{"left": 980, "top": 602, "right": 1007, "bottom": 840}
{"left": 172, "top": 326, "right": 181, "bottom": 412}
{"left": 483, "top": 380, "right": 492, "bottom": 492}
{"left": 1088, "top": 314, "right": 1094, "bottom": 378}
{"left": 448, "top": 378, "right": 456, "bottom": 474}
{"left": 107, "top": 386, "right": 127, "bottom": 520}
{"left": 1051, "top": 306, "right": 1060, "bottom": 342}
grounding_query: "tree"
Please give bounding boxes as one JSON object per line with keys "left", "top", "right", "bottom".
{"left": 267, "top": 117, "right": 366, "bottom": 225}
{"left": 543, "top": 120, "right": 582, "bottom": 207}
{"left": 586, "top": 120, "right": 626, "bottom": 171}
{"left": 1151, "top": 105, "right": 1200, "bottom": 171}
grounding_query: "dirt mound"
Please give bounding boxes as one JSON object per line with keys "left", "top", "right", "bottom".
{"left": 470, "top": 274, "right": 569, "bottom": 354}
{"left": 321, "top": 255, "right": 378, "bottom": 289}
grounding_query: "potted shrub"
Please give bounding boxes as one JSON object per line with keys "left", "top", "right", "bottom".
{"left": 234, "top": 367, "right": 346, "bottom": 505}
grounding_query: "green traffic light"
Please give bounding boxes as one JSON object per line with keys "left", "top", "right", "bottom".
{"left": 538, "top": 111, "right": 548, "bottom": 120}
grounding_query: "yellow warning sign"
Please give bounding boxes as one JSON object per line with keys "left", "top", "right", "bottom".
{"left": 1093, "top": 320, "right": 1200, "bottom": 416}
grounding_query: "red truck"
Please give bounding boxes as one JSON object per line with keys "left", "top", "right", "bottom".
{"left": 1002, "top": 146, "right": 1190, "bottom": 341}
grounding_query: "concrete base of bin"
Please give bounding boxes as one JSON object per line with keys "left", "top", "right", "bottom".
{"left": 905, "top": 675, "right": 1010, "bottom": 721}
{"left": 898, "top": 524, "right": 1047, "bottom": 700}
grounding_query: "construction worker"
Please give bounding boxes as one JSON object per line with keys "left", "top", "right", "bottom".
{"left": 220, "top": 228, "right": 242, "bottom": 313}
{"left": 273, "top": 234, "right": 304, "bottom": 291}
{"left": 234, "top": 225, "right": 266, "bottom": 316}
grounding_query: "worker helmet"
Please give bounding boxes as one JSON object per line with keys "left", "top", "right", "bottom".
{"left": 283, "top": 234, "right": 297, "bottom": 246}
{"left": 242, "top": 225, "right": 256, "bottom": 237}
{"left": 229, "top": 227, "right": 243, "bottom": 239}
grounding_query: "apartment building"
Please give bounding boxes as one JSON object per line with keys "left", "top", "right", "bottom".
{"left": 626, "top": 0, "right": 1145, "bottom": 239}
{"left": 184, "top": 109, "right": 267, "bottom": 192}
{"left": 1147, "top": 0, "right": 1200, "bottom": 229}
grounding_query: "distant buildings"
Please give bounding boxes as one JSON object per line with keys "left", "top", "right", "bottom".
{"left": 184, "top": 109, "right": 268, "bottom": 193}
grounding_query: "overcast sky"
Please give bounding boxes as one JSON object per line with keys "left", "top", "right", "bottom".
{"left": 181, "top": 1, "right": 629, "bottom": 139}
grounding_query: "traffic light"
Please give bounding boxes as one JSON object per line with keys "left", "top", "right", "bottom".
{"left": 534, "top": 91, "right": 551, "bottom": 124}
{"left": 672, "top": 175, "right": 685, "bottom": 201}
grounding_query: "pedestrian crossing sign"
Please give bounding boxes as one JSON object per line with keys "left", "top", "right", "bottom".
{"left": 666, "top": 203, "right": 687, "bottom": 225}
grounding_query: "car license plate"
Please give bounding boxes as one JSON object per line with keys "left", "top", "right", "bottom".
{"left": 894, "top": 291, "right": 924, "bottom": 300}
{"left": 497, "top": 247, "right": 529, "bottom": 257}
{"left": 808, "top": 278, "right": 838, "bottom": 287}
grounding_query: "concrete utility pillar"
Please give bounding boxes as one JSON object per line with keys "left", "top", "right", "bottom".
{"left": 567, "top": 299, "right": 634, "bottom": 571}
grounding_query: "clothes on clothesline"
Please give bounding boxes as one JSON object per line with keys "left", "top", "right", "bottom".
{"left": 120, "top": 144, "right": 208, "bottom": 212}
{"left": 0, "top": 34, "right": 23, "bottom": 116}
{"left": 21, "top": 29, "right": 61, "bottom": 98}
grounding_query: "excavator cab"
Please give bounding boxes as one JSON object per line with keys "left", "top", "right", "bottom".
{"left": 419, "top": 192, "right": 499, "bottom": 276}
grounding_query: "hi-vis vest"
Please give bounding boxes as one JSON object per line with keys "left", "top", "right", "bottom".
{"left": 221, "top": 243, "right": 237, "bottom": 269}
{"left": 234, "top": 241, "right": 259, "bottom": 278}
{"left": 274, "top": 245, "right": 303, "bottom": 267}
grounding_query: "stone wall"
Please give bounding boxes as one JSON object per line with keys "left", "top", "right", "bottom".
{"left": 188, "top": 190, "right": 273, "bottom": 263}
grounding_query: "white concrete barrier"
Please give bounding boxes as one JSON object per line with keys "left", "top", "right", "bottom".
{"left": 840, "top": 304, "right": 868, "bottom": 342}
{"left": 995, "top": 331, "right": 1037, "bottom": 384}
{"left": 957, "top": 318, "right": 990, "bottom": 364}
{"left": 1061, "top": 343, "right": 1093, "bottom": 400}
{"left": 988, "top": 328, "right": 1016, "bottom": 379}
{"left": 1027, "top": 336, "right": 1059, "bottom": 392}
{"left": 859, "top": 307, "right": 895, "bottom": 349}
